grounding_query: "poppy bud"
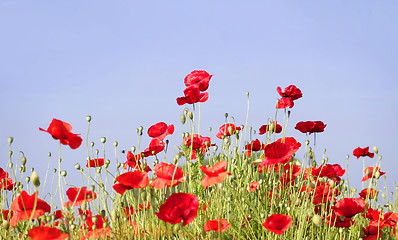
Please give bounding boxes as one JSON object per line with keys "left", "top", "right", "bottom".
{"left": 373, "top": 147, "right": 378, "bottom": 154}
{"left": 106, "top": 160, "right": 110, "bottom": 164}
{"left": 181, "top": 114, "right": 186, "bottom": 124}
{"left": 228, "top": 126, "right": 233, "bottom": 135}
{"left": 365, "top": 168, "right": 371, "bottom": 176}
{"left": 309, "top": 152, "right": 314, "bottom": 160}
{"left": 86, "top": 116, "right": 91, "bottom": 122}
{"left": 305, "top": 140, "right": 310, "bottom": 146}
{"left": 26, "top": 177, "right": 30, "bottom": 183}
{"left": 21, "top": 156, "right": 27, "bottom": 165}
{"left": 312, "top": 214, "right": 322, "bottom": 227}
{"left": 269, "top": 123, "right": 275, "bottom": 132}
{"left": 382, "top": 193, "right": 386, "bottom": 199}
{"left": 31, "top": 171, "right": 40, "bottom": 188}
{"left": 131, "top": 146, "right": 136, "bottom": 152}
{"left": 213, "top": 146, "right": 218, "bottom": 152}
{"left": 173, "top": 156, "right": 178, "bottom": 164}
{"left": 117, "top": 162, "right": 121, "bottom": 169}
{"left": 101, "top": 137, "right": 106, "bottom": 143}
{"left": 61, "top": 171, "right": 67, "bottom": 177}
{"left": 91, "top": 142, "right": 95, "bottom": 147}
{"left": 90, "top": 185, "right": 95, "bottom": 192}
{"left": 75, "top": 163, "right": 81, "bottom": 170}
{"left": 246, "top": 91, "right": 249, "bottom": 97}
{"left": 378, "top": 156, "right": 382, "bottom": 160}
{"left": 375, "top": 171, "right": 381, "bottom": 179}
{"left": 329, "top": 180, "right": 335, "bottom": 188}
{"left": 8, "top": 137, "right": 13, "bottom": 144}
{"left": 2, "top": 220, "right": 10, "bottom": 230}
{"left": 20, "top": 166, "right": 26, "bottom": 172}
{"left": 9, "top": 162, "right": 13, "bottom": 168}
{"left": 225, "top": 113, "right": 228, "bottom": 118}
{"left": 9, "top": 151, "right": 12, "bottom": 156}
{"left": 188, "top": 111, "right": 193, "bottom": 120}
{"left": 139, "top": 126, "right": 143, "bottom": 133}
{"left": 114, "top": 141, "right": 118, "bottom": 147}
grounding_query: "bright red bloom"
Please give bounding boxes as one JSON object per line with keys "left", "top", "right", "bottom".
{"left": 259, "top": 122, "right": 282, "bottom": 134}
{"left": 123, "top": 151, "right": 151, "bottom": 172}
{"left": 124, "top": 201, "right": 150, "bottom": 217}
{"left": 353, "top": 147, "right": 375, "bottom": 159}
{"left": 325, "top": 213, "right": 354, "bottom": 228}
{"left": 362, "top": 225, "right": 383, "bottom": 240}
{"left": 280, "top": 164, "right": 302, "bottom": 187}
{"left": 200, "top": 161, "right": 231, "bottom": 189}
{"left": 216, "top": 123, "right": 241, "bottom": 139}
{"left": 0, "top": 167, "right": 15, "bottom": 191}
{"left": 362, "top": 166, "right": 386, "bottom": 182}
{"left": 332, "top": 198, "right": 366, "bottom": 218}
{"left": 359, "top": 188, "right": 378, "bottom": 200}
{"left": 276, "top": 137, "right": 301, "bottom": 153}
{"left": 28, "top": 226, "right": 68, "bottom": 240}
{"left": 86, "top": 158, "right": 104, "bottom": 168}
{"left": 156, "top": 193, "right": 199, "bottom": 226}
{"left": 311, "top": 182, "right": 339, "bottom": 205}
{"left": 277, "top": 85, "right": 303, "bottom": 101}
{"left": 244, "top": 139, "right": 266, "bottom": 157}
{"left": 10, "top": 191, "right": 51, "bottom": 227}
{"left": 258, "top": 141, "right": 294, "bottom": 168}
{"left": 311, "top": 164, "right": 346, "bottom": 182}
{"left": 276, "top": 85, "right": 302, "bottom": 109}
{"left": 204, "top": 219, "right": 231, "bottom": 232}
{"left": 295, "top": 121, "right": 327, "bottom": 135}
{"left": 184, "top": 70, "right": 213, "bottom": 92}
{"left": 147, "top": 122, "right": 174, "bottom": 141}
{"left": 247, "top": 181, "right": 259, "bottom": 192}
{"left": 150, "top": 162, "right": 185, "bottom": 189}
{"left": 82, "top": 213, "right": 111, "bottom": 239}
{"left": 39, "top": 118, "right": 82, "bottom": 149}
{"left": 177, "top": 85, "right": 209, "bottom": 105}
{"left": 142, "top": 138, "right": 165, "bottom": 157}
{"left": 183, "top": 134, "right": 214, "bottom": 159}
{"left": 113, "top": 171, "right": 149, "bottom": 195}
{"left": 262, "top": 214, "right": 292, "bottom": 235}
{"left": 63, "top": 187, "right": 97, "bottom": 208}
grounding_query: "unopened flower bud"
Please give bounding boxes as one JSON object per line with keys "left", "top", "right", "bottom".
{"left": 19, "top": 166, "right": 26, "bottom": 172}
{"left": 75, "top": 163, "right": 81, "bottom": 170}
{"left": 139, "top": 126, "right": 143, "bottom": 133}
{"left": 91, "top": 142, "right": 95, "bottom": 147}
{"left": 61, "top": 171, "right": 67, "bottom": 177}
{"left": 114, "top": 141, "right": 118, "bottom": 147}
{"left": 269, "top": 123, "right": 275, "bottom": 132}
{"left": 26, "top": 177, "right": 30, "bottom": 183}
{"left": 375, "top": 171, "right": 381, "bottom": 179}
{"left": 181, "top": 114, "right": 186, "bottom": 124}
{"left": 31, "top": 171, "right": 40, "bottom": 188}
{"left": 8, "top": 137, "right": 13, "bottom": 144}
{"left": 329, "top": 180, "right": 335, "bottom": 188}
{"left": 188, "top": 111, "right": 193, "bottom": 120}
{"left": 131, "top": 146, "right": 136, "bottom": 152}
{"left": 2, "top": 220, "right": 10, "bottom": 230}
{"left": 101, "top": 137, "right": 106, "bottom": 143}
{"left": 21, "top": 156, "right": 27, "bottom": 165}
{"left": 86, "top": 116, "right": 91, "bottom": 122}
{"left": 225, "top": 113, "right": 228, "bottom": 118}
{"left": 306, "top": 140, "right": 310, "bottom": 145}
{"left": 312, "top": 215, "right": 322, "bottom": 227}
{"left": 228, "top": 126, "right": 233, "bottom": 135}
{"left": 373, "top": 146, "right": 378, "bottom": 154}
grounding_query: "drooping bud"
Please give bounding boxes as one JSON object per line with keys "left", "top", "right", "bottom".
{"left": 188, "top": 111, "right": 193, "bottom": 120}
{"left": 21, "top": 156, "right": 27, "bottom": 165}
{"left": 75, "top": 163, "right": 81, "bottom": 170}
{"left": 86, "top": 116, "right": 92, "bottom": 122}
{"left": 61, "top": 171, "right": 67, "bottom": 177}
{"left": 373, "top": 147, "right": 378, "bottom": 154}
{"left": 8, "top": 137, "right": 13, "bottom": 144}
{"left": 101, "top": 137, "right": 106, "bottom": 143}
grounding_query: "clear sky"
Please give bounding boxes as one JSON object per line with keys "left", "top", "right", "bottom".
{"left": 1, "top": 1, "right": 397, "bottom": 200}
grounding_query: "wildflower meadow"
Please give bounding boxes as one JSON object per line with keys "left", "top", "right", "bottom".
{"left": 1, "top": 70, "right": 397, "bottom": 240}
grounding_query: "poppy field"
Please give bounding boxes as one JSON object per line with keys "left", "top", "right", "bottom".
{"left": 2, "top": 70, "right": 397, "bottom": 240}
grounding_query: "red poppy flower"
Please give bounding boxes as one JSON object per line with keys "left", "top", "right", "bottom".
{"left": 113, "top": 171, "right": 149, "bottom": 195}
{"left": 262, "top": 214, "right": 292, "bottom": 235}
{"left": 311, "top": 182, "right": 339, "bottom": 205}
{"left": 28, "top": 226, "right": 68, "bottom": 240}
{"left": 204, "top": 219, "right": 231, "bottom": 232}
{"left": 63, "top": 187, "right": 97, "bottom": 208}
{"left": 311, "top": 164, "right": 346, "bottom": 182}
{"left": 124, "top": 201, "right": 150, "bottom": 217}
{"left": 184, "top": 70, "right": 213, "bottom": 92}
{"left": 332, "top": 198, "right": 366, "bottom": 218}
{"left": 244, "top": 139, "right": 266, "bottom": 157}
{"left": 276, "top": 85, "right": 302, "bottom": 109}
{"left": 325, "top": 213, "right": 354, "bottom": 228}
{"left": 147, "top": 122, "right": 175, "bottom": 141}
{"left": 258, "top": 141, "right": 294, "bottom": 168}
{"left": 177, "top": 85, "right": 209, "bottom": 105}
{"left": 359, "top": 188, "right": 378, "bottom": 200}
{"left": 150, "top": 162, "right": 185, "bottom": 189}
{"left": 156, "top": 193, "right": 199, "bottom": 226}
{"left": 39, "top": 119, "right": 82, "bottom": 149}
{"left": 277, "top": 85, "right": 302, "bottom": 101}
{"left": 200, "top": 161, "right": 232, "bottom": 189}
{"left": 362, "top": 225, "right": 383, "bottom": 240}
{"left": 123, "top": 151, "right": 151, "bottom": 172}
{"left": 10, "top": 191, "right": 51, "bottom": 227}
{"left": 247, "top": 181, "right": 259, "bottom": 192}
{"left": 142, "top": 138, "right": 165, "bottom": 157}
{"left": 353, "top": 147, "right": 375, "bottom": 159}
{"left": 276, "top": 137, "right": 301, "bottom": 153}
{"left": 86, "top": 158, "right": 104, "bottom": 168}
{"left": 280, "top": 164, "right": 302, "bottom": 187}
{"left": 216, "top": 123, "right": 241, "bottom": 139}
{"left": 362, "top": 166, "right": 386, "bottom": 182}
{"left": 0, "top": 167, "right": 15, "bottom": 191}
{"left": 259, "top": 121, "right": 282, "bottom": 134}
{"left": 0, "top": 209, "right": 12, "bottom": 220}
{"left": 295, "top": 121, "right": 326, "bottom": 135}
{"left": 183, "top": 134, "right": 214, "bottom": 159}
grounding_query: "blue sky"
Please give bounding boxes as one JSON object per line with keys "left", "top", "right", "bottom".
{"left": 1, "top": 1, "right": 397, "bottom": 202}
